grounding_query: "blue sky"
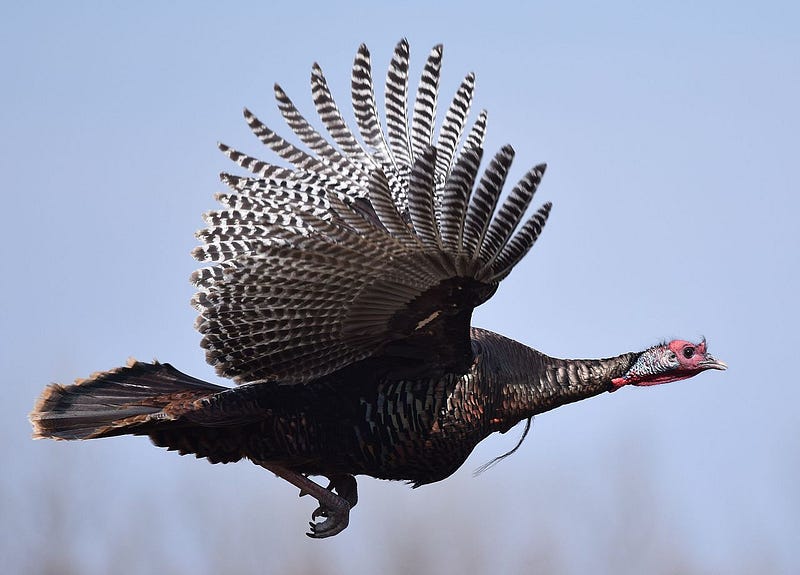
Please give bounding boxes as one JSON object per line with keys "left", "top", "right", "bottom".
{"left": 2, "top": 2, "right": 798, "bottom": 573}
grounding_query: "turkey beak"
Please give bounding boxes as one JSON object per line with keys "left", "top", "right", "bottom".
{"left": 699, "top": 354, "right": 727, "bottom": 371}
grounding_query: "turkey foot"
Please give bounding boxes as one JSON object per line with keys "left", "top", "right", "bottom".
{"left": 256, "top": 461, "right": 356, "bottom": 538}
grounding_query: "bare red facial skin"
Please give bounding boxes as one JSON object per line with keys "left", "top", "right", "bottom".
{"left": 610, "top": 339, "right": 726, "bottom": 390}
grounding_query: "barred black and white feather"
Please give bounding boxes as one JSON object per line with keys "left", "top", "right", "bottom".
{"left": 192, "top": 40, "right": 553, "bottom": 385}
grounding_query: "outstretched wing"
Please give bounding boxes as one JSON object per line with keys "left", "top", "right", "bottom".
{"left": 192, "top": 40, "right": 552, "bottom": 385}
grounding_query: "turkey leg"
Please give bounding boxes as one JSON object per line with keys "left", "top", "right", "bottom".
{"left": 255, "top": 461, "right": 357, "bottom": 538}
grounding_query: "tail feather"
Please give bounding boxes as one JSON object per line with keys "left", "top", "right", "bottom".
{"left": 30, "top": 359, "right": 226, "bottom": 440}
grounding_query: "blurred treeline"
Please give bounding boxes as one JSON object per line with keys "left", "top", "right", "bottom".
{"left": 4, "top": 434, "right": 788, "bottom": 575}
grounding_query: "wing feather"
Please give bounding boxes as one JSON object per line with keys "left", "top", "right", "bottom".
{"left": 407, "top": 147, "right": 441, "bottom": 248}
{"left": 436, "top": 72, "right": 475, "bottom": 186}
{"left": 273, "top": 84, "right": 368, "bottom": 187}
{"left": 410, "top": 45, "right": 442, "bottom": 161}
{"left": 195, "top": 41, "right": 553, "bottom": 385}
{"left": 464, "top": 109, "right": 488, "bottom": 151}
{"left": 310, "top": 63, "right": 367, "bottom": 161}
{"left": 367, "top": 170, "right": 415, "bottom": 242}
{"left": 479, "top": 163, "right": 547, "bottom": 264}
{"left": 385, "top": 39, "right": 413, "bottom": 170}
{"left": 351, "top": 44, "right": 393, "bottom": 166}
{"left": 490, "top": 202, "right": 553, "bottom": 282}
{"left": 462, "top": 145, "right": 515, "bottom": 257}
{"left": 439, "top": 147, "right": 483, "bottom": 252}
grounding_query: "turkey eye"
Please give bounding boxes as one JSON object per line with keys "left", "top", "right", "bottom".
{"left": 683, "top": 347, "right": 695, "bottom": 359}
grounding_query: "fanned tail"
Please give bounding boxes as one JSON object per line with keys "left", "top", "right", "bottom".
{"left": 30, "top": 360, "right": 225, "bottom": 440}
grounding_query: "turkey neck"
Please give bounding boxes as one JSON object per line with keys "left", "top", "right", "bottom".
{"left": 471, "top": 328, "right": 639, "bottom": 431}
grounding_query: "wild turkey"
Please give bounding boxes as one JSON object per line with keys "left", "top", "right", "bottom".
{"left": 30, "top": 40, "right": 726, "bottom": 538}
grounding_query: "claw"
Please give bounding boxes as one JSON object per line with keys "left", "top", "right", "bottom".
{"left": 306, "top": 506, "right": 349, "bottom": 538}
{"left": 305, "top": 496, "right": 351, "bottom": 538}
{"left": 255, "top": 462, "right": 357, "bottom": 539}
